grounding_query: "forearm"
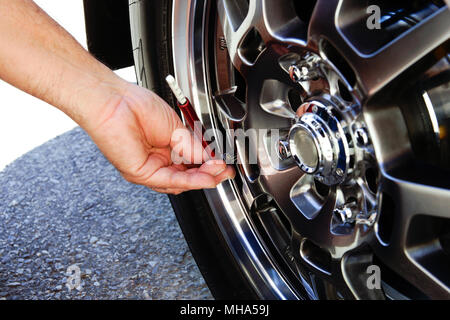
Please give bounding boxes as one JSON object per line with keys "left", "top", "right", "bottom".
{"left": 0, "top": 0, "right": 126, "bottom": 131}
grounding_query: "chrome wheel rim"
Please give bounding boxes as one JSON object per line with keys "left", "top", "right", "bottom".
{"left": 171, "top": 0, "right": 450, "bottom": 299}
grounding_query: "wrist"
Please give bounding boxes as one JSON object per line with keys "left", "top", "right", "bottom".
{"left": 64, "top": 72, "right": 130, "bottom": 133}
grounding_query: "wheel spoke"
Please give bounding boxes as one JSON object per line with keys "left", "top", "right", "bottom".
{"left": 291, "top": 233, "right": 383, "bottom": 299}
{"left": 380, "top": 170, "right": 450, "bottom": 221}
{"left": 261, "top": 173, "right": 355, "bottom": 257}
{"left": 375, "top": 166, "right": 450, "bottom": 250}
{"left": 258, "top": 168, "right": 311, "bottom": 230}
{"left": 372, "top": 235, "right": 450, "bottom": 299}
{"left": 372, "top": 169, "right": 450, "bottom": 298}
{"left": 340, "top": 250, "right": 385, "bottom": 299}
{"left": 217, "top": 0, "right": 251, "bottom": 72}
{"left": 355, "top": 7, "right": 450, "bottom": 97}
{"left": 290, "top": 175, "right": 329, "bottom": 221}
{"left": 214, "top": 88, "right": 247, "bottom": 124}
{"left": 218, "top": 0, "right": 307, "bottom": 73}
{"left": 308, "top": 0, "right": 450, "bottom": 97}
{"left": 260, "top": 79, "right": 296, "bottom": 119}
{"left": 255, "top": 0, "right": 307, "bottom": 47}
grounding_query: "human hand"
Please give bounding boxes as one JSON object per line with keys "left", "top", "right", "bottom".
{"left": 87, "top": 82, "right": 235, "bottom": 194}
{"left": 0, "top": 0, "right": 233, "bottom": 194}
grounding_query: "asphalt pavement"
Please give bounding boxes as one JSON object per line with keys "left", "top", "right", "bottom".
{"left": 0, "top": 127, "right": 212, "bottom": 300}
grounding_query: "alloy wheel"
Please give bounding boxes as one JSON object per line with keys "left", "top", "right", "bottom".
{"left": 171, "top": 0, "right": 450, "bottom": 299}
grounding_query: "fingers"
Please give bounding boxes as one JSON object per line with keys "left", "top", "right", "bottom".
{"left": 150, "top": 167, "right": 234, "bottom": 195}
{"left": 124, "top": 149, "right": 235, "bottom": 194}
{"left": 138, "top": 160, "right": 235, "bottom": 194}
{"left": 170, "top": 126, "right": 211, "bottom": 165}
{"left": 143, "top": 166, "right": 217, "bottom": 190}
{"left": 191, "top": 160, "right": 235, "bottom": 184}
{"left": 212, "top": 165, "right": 235, "bottom": 185}
{"left": 152, "top": 187, "right": 185, "bottom": 195}
{"left": 195, "top": 159, "right": 227, "bottom": 175}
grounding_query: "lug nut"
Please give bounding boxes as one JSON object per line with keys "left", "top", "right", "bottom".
{"left": 277, "top": 139, "right": 291, "bottom": 160}
{"left": 334, "top": 207, "right": 353, "bottom": 223}
{"left": 289, "top": 58, "right": 322, "bottom": 83}
{"left": 301, "top": 67, "right": 309, "bottom": 77}
{"left": 289, "top": 65, "right": 302, "bottom": 82}
{"left": 355, "top": 127, "right": 369, "bottom": 147}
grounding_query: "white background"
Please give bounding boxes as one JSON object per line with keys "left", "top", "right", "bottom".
{"left": 0, "top": 1, "right": 135, "bottom": 170}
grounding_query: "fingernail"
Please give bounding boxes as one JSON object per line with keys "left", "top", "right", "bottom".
{"left": 214, "top": 167, "right": 226, "bottom": 177}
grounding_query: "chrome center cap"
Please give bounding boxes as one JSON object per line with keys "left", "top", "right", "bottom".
{"left": 289, "top": 101, "right": 349, "bottom": 186}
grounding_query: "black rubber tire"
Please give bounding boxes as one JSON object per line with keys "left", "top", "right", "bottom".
{"left": 129, "top": 0, "right": 258, "bottom": 300}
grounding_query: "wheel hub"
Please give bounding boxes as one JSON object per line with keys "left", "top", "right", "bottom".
{"left": 289, "top": 100, "right": 349, "bottom": 186}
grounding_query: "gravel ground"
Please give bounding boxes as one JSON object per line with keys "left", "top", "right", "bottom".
{"left": 0, "top": 127, "right": 213, "bottom": 300}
